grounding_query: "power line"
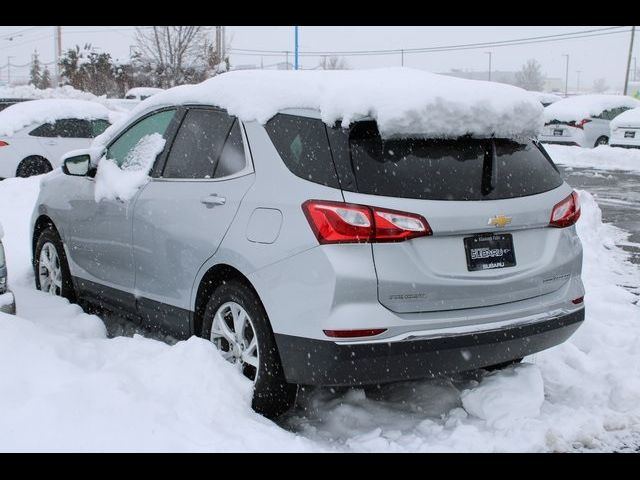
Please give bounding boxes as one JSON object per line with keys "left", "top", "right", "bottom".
{"left": 229, "top": 26, "right": 630, "bottom": 57}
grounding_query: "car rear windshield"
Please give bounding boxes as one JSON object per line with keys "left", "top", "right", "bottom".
{"left": 346, "top": 121, "right": 563, "bottom": 201}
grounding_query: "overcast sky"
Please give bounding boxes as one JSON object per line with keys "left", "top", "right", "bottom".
{"left": 0, "top": 26, "right": 636, "bottom": 90}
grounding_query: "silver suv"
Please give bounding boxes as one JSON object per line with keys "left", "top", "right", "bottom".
{"left": 31, "top": 103, "right": 585, "bottom": 418}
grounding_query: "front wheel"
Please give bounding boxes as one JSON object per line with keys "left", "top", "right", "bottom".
{"left": 201, "top": 280, "right": 297, "bottom": 419}
{"left": 34, "top": 227, "right": 76, "bottom": 301}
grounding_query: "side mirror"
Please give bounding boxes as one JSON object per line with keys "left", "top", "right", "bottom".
{"left": 62, "top": 154, "right": 91, "bottom": 176}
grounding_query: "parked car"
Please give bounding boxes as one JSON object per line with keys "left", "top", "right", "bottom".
{"left": 124, "top": 87, "right": 164, "bottom": 101}
{"left": 531, "top": 91, "right": 562, "bottom": 107}
{"left": 609, "top": 107, "right": 640, "bottom": 148}
{"left": 31, "top": 70, "right": 585, "bottom": 418}
{"left": 0, "top": 99, "right": 112, "bottom": 178}
{"left": 0, "top": 98, "right": 30, "bottom": 112}
{"left": 539, "top": 94, "right": 640, "bottom": 148}
{"left": 0, "top": 223, "right": 15, "bottom": 315}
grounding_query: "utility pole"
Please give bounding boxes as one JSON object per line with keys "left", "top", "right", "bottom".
{"left": 485, "top": 52, "right": 492, "bottom": 81}
{"left": 54, "top": 26, "right": 62, "bottom": 87}
{"left": 634, "top": 57, "right": 637, "bottom": 82}
{"left": 294, "top": 26, "right": 299, "bottom": 70}
{"left": 285, "top": 51, "right": 289, "bottom": 70}
{"left": 562, "top": 54, "right": 570, "bottom": 97}
{"left": 624, "top": 26, "right": 636, "bottom": 95}
{"left": 215, "top": 26, "right": 222, "bottom": 61}
{"left": 7, "top": 56, "right": 13, "bottom": 85}
{"left": 576, "top": 70, "right": 581, "bottom": 92}
{"left": 401, "top": 49, "right": 404, "bottom": 67}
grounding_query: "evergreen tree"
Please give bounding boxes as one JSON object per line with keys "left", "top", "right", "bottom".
{"left": 29, "top": 50, "right": 42, "bottom": 88}
{"left": 41, "top": 67, "right": 52, "bottom": 89}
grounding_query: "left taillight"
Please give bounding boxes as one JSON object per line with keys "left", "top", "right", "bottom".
{"left": 550, "top": 191, "right": 581, "bottom": 228}
{"left": 0, "top": 140, "right": 9, "bottom": 148}
{"left": 302, "top": 200, "right": 432, "bottom": 245}
{"left": 574, "top": 119, "right": 592, "bottom": 130}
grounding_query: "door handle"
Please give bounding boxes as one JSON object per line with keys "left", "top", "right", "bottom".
{"left": 45, "top": 140, "right": 58, "bottom": 146}
{"left": 200, "top": 194, "right": 226, "bottom": 207}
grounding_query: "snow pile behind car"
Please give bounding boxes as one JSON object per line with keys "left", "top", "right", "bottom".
{"left": 0, "top": 176, "right": 638, "bottom": 452}
{"left": 130, "top": 68, "right": 544, "bottom": 140}
{"left": 544, "top": 94, "right": 640, "bottom": 123}
{"left": 0, "top": 99, "right": 117, "bottom": 137}
{"left": 546, "top": 144, "right": 640, "bottom": 172}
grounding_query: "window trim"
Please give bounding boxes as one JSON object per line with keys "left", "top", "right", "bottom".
{"left": 154, "top": 105, "right": 254, "bottom": 183}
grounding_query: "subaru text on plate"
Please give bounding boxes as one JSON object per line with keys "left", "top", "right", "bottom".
{"left": 31, "top": 69, "right": 585, "bottom": 418}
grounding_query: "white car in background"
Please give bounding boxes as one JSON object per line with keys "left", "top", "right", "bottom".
{"left": 531, "top": 91, "right": 562, "bottom": 107}
{"left": 609, "top": 107, "right": 640, "bottom": 148}
{"left": 124, "top": 87, "right": 164, "bottom": 101}
{"left": 0, "top": 99, "right": 113, "bottom": 178}
{"left": 539, "top": 94, "right": 640, "bottom": 148}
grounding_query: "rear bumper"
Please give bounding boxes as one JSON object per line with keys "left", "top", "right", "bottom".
{"left": 275, "top": 307, "right": 584, "bottom": 386}
{"left": 0, "top": 291, "right": 16, "bottom": 315}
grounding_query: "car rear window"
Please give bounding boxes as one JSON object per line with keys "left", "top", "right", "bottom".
{"left": 345, "top": 121, "right": 563, "bottom": 201}
{"left": 265, "top": 114, "right": 339, "bottom": 188}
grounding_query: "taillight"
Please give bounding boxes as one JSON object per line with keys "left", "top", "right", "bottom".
{"left": 0, "top": 140, "right": 9, "bottom": 147}
{"left": 323, "top": 329, "right": 387, "bottom": 338}
{"left": 550, "top": 191, "right": 581, "bottom": 228}
{"left": 574, "top": 119, "right": 592, "bottom": 130}
{"left": 572, "top": 296, "right": 584, "bottom": 305}
{"left": 302, "top": 200, "right": 432, "bottom": 244}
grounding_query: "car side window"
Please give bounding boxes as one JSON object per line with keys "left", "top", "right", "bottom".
{"left": 162, "top": 109, "right": 235, "bottom": 179}
{"left": 214, "top": 120, "right": 246, "bottom": 178}
{"left": 107, "top": 109, "right": 176, "bottom": 167}
{"left": 91, "top": 119, "right": 111, "bottom": 137}
{"left": 30, "top": 118, "right": 93, "bottom": 138}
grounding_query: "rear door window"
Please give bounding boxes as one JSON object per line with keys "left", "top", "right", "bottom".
{"left": 265, "top": 114, "right": 339, "bottom": 188}
{"left": 345, "top": 121, "right": 563, "bottom": 201}
{"left": 30, "top": 119, "right": 93, "bottom": 138}
{"left": 162, "top": 109, "right": 235, "bottom": 179}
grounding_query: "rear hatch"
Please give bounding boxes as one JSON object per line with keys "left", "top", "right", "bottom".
{"left": 333, "top": 122, "right": 573, "bottom": 314}
{"left": 542, "top": 120, "right": 581, "bottom": 139}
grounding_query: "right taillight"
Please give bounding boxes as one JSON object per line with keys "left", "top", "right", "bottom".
{"left": 302, "top": 200, "right": 432, "bottom": 244}
{"left": 574, "top": 119, "right": 592, "bottom": 130}
{"left": 0, "top": 140, "right": 9, "bottom": 147}
{"left": 550, "top": 191, "right": 581, "bottom": 228}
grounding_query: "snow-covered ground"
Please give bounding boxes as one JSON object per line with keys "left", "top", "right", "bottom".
{"left": 0, "top": 176, "right": 638, "bottom": 452}
{"left": 546, "top": 144, "right": 640, "bottom": 173}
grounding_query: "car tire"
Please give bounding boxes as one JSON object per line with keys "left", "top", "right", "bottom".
{"left": 34, "top": 227, "right": 76, "bottom": 301}
{"left": 594, "top": 136, "right": 609, "bottom": 147}
{"left": 16, "top": 156, "right": 52, "bottom": 178}
{"left": 201, "top": 279, "right": 297, "bottom": 419}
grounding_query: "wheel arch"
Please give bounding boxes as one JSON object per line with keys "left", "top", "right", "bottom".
{"left": 32, "top": 214, "right": 59, "bottom": 260}
{"left": 16, "top": 155, "right": 52, "bottom": 177}
{"left": 192, "top": 263, "right": 266, "bottom": 337}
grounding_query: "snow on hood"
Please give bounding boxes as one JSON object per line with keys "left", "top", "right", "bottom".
{"left": 131, "top": 68, "right": 544, "bottom": 140}
{"left": 544, "top": 94, "right": 640, "bottom": 123}
{"left": 610, "top": 106, "right": 640, "bottom": 129}
{"left": 0, "top": 99, "right": 112, "bottom": 137}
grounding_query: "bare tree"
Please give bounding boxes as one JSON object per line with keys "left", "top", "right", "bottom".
{"left": 515, "top": 59, "right": 545, "bottom": 91}
{"left": 134, "top": 26, "right": 225, "bottom": 87}
{"left": 592, "top": 78, "right": 608, "bottom": 93}
{"left": 318, "top": 55, "right": 349, "bottom": 70}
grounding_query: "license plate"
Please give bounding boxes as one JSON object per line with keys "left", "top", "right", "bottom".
{"left": 625, "top": 131, "right": 635, "bottom": 138}
{"left": 553, "top": 129, "right": 564, "bottom": 136}
{"left": 464, "top": 233, "right": 516, "bottom": 271}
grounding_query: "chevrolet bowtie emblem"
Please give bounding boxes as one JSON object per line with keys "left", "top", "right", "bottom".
{"left": 488, "top": 215, "right": 512, "bottom": 228}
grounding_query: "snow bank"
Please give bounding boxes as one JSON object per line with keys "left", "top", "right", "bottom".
{"left": 0, "top": 84, "right": 100, "bottom": 102}
{"left": 545, "top": 144, "right": 640, "bottom": 172}
{"left": 132, "top": 68, "right": 543, "bottom": 140}
{"left": 0, "top": 99, "right": 112, "bottom": 137}
{"left": 611, "top": 106, "right": 640, "bottom": 129}
{"left": 544, "top": 94, "right": 640, "bottom": 123}
{"left": 94, "top": 133, "right": 165, "bottom": 202}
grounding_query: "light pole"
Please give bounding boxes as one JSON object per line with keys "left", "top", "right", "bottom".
{"left": 624, "top": 26, "right": 636, "bottom": 95}
{"left": 485, "top": 52, "right": 492, "bottom": 81}
{"left": 294, "top": 26, "right": 299, "bottom": 71}
{"left": 7, "top": 56, "right": 13, "bottom": 85}
{"left": 576, "top": 70, "right": 581, "bottom": 93}
{"left": 562, "top": 54, "right": 570, "bottom": 97}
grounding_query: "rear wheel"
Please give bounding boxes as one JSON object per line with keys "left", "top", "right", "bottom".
{"left": 201, "top": 280, "right": 297, "bottom": 419}
{"left": 34, "top": 227, "right": 76, "bottom": 301}
{"left": 594, "top": 136, "right": 609, "bottom": 147}
{"left": 16, "top": 156, "right": 52, "bottom": 178}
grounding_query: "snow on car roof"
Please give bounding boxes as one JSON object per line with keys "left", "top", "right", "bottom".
{"left": 544, "top": 94, "right": 640, "bottom": 123}
{"left": 610, "top": 106, "right": 640, "bottom": 129}
{"left": 133, "top": 68, "right": 544, "bottom": 140}
{"left": 0, "top": 99, "right": 112, "bottom": 137}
